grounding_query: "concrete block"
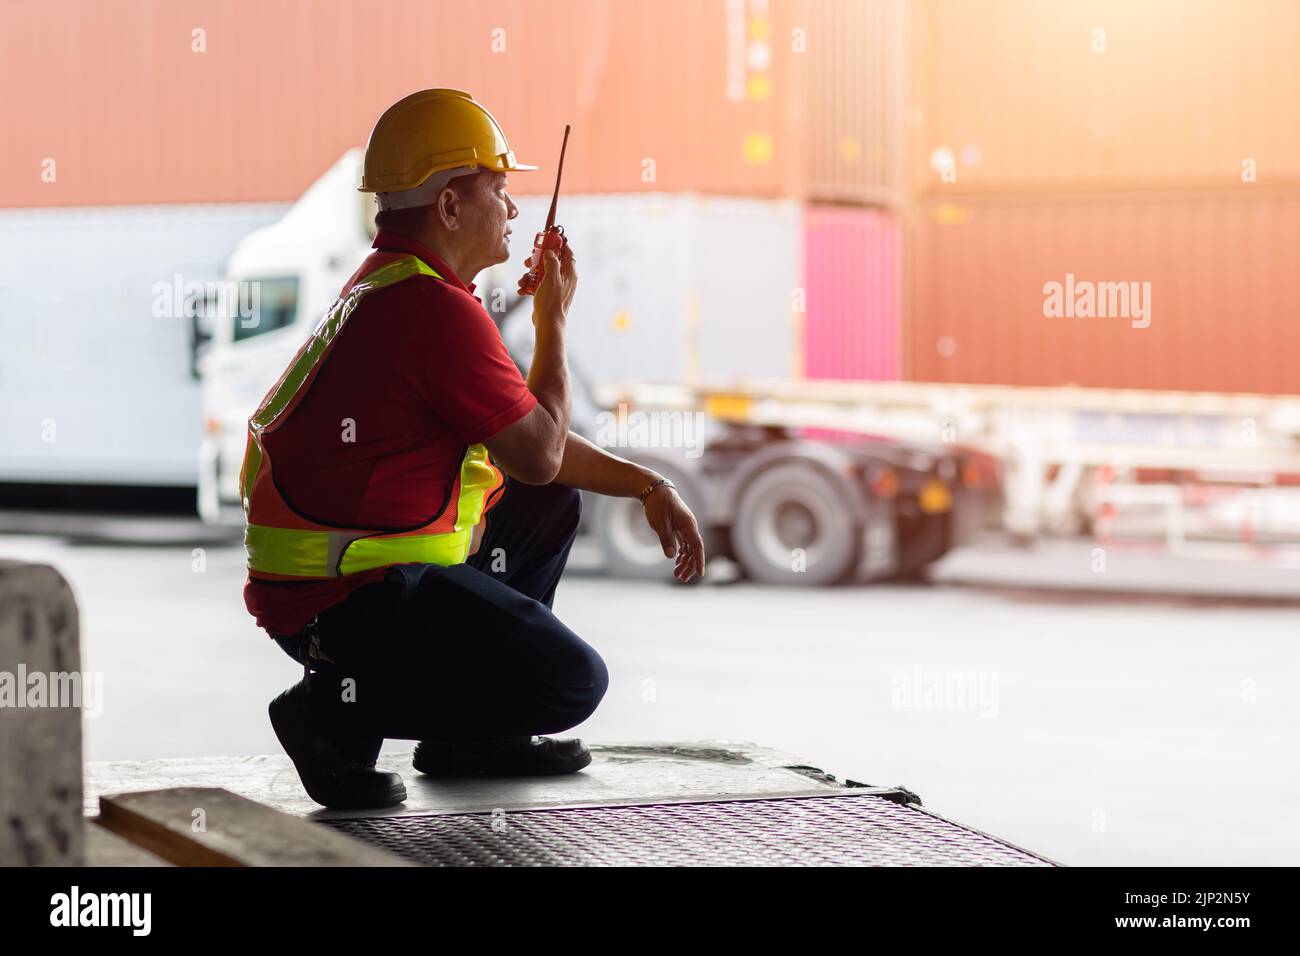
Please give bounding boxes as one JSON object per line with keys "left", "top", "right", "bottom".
{"left": 0, "top": 560, "right": 84, "bottom": 865}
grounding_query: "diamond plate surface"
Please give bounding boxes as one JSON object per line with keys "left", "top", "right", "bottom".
{"left": 324, "top": 793, "right": 1053, "bottom": 866}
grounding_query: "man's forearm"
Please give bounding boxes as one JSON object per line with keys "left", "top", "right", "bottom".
{"left": 526, "top": 312, "right": 572, "bottom": 460}
{"left": 553, "top": 431, "right": 659, "bottom": 497}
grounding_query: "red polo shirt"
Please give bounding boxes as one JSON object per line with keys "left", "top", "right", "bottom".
{"left": 244, "top": 230, "right": 537, "bottom": 636}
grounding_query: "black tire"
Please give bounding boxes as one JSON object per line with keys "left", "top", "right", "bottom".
{"left": 591, "top": 460, "right": 704, "bottom": 582}
{"left": 731, "top": 461, "right": 859, "bottom": 586}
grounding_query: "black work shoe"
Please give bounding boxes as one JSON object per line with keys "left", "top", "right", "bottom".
{"left": 268, "top": 683, "right": 406, "bottom": 810}
{"left": 412, "top": 736, "right": 592, "bottom": 777}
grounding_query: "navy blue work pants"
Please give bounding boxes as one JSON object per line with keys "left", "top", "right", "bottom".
{"left": 273, "top": 480, "right": 607, "bottom": 756}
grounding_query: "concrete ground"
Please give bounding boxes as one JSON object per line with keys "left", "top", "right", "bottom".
{"left": 1, "top": 515, "right": 1297, "bottom": 867}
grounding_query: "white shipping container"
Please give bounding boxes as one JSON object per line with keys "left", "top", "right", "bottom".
{"left": 0, "top": 203, "right": 287, "bottom": 486}
{"left": 482, "top": 193, "right": 802, "bottom": 388}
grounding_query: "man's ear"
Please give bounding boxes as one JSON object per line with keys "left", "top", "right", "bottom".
{"left": 435, "top": 187, "right": 461, "bottom": 231}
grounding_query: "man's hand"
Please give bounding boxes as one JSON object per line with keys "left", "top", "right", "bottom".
{"left": 521, "top": 238, "right": 577, "bottom": 320}
{"left": 547, "top": 433, "right": 705, "bottom": 581}
{"left": 643, "top": 485, "right": 707, "bottom": 583}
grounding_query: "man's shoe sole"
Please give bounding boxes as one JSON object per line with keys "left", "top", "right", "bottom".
{"left": 293, "top": 775, "right": 407, "bottom": 812}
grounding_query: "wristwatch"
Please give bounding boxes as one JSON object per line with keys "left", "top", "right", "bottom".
{"left": 638, "top": 477, "right": 676, "bottom": 505}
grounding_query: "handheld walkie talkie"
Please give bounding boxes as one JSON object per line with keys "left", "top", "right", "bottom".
{"left": 518, "top": 124, "right": 571, "bottom": 296}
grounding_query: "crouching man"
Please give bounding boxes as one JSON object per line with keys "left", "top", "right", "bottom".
{"left": 240, "top": 90, "right": 705, "bottom": 809}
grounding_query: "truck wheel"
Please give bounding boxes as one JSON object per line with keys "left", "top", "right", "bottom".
{"left": 732, "top": 462, "right": 859, "bottom": 586}
{"left": 592, "top": 462, "right": 703, "bottom": 582}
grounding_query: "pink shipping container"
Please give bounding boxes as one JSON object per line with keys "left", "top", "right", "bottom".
{"left": 904, "top": 192, "right": 1300, "bottom": 395}
{"left": 801, "top": 206, "right": 900, "bottom": 381}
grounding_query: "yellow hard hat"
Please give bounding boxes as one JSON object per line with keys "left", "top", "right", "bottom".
{"left": 358, "top": 89, "right": 537, "bottom": 193}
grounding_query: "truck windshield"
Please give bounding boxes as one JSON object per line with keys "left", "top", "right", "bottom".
{"left": 232, "top": 277, "right": 299, "bottom": 342}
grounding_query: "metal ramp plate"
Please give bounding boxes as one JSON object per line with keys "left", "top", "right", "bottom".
{"left": 85, "top": 742, "right": 847, "bottom": 819}
{"left": 324, "top": 792, "right": 1054, "bottom": 867}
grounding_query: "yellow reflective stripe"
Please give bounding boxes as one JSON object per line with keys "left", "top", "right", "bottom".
{"left": 246, "top": 524, "right": 472, "bottom": 577}
{"left": 240, "top": 436, "right": 262, "bottom": 520}
{"left": 245, "top": 443, "right": 498, "bottom": 579}
{"left": 454, "top": 444, "right": 501, "bottom": 533}
{"left": 245, "top": 523, "right": 332, "bottom": 576}
{"left": 338, "top": 532, "right": 469, "bottom": 576}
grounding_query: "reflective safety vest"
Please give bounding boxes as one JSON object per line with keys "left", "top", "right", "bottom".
{"left": 240, "top": 253, "right": 506, "bottom": 580}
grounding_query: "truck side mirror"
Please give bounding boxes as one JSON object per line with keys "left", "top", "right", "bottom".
{"left": 189, "top": 289, "right": 219, "bottom": 380}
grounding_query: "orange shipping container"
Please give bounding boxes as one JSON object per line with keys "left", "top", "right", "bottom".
{"left": 796, "top": 0, "right": 906, "bottom": 206}
{"left": 0, "top": 0, "right": 904, "bottom": 208}
{"left": 904, "top": 192, "right": 1300, "bottom": 395}
{"left": 9, "top": 1, "right": 1300, "bottom": 207}
{"left": 908, "top": 0, "right": 1300, "bottom": 195}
